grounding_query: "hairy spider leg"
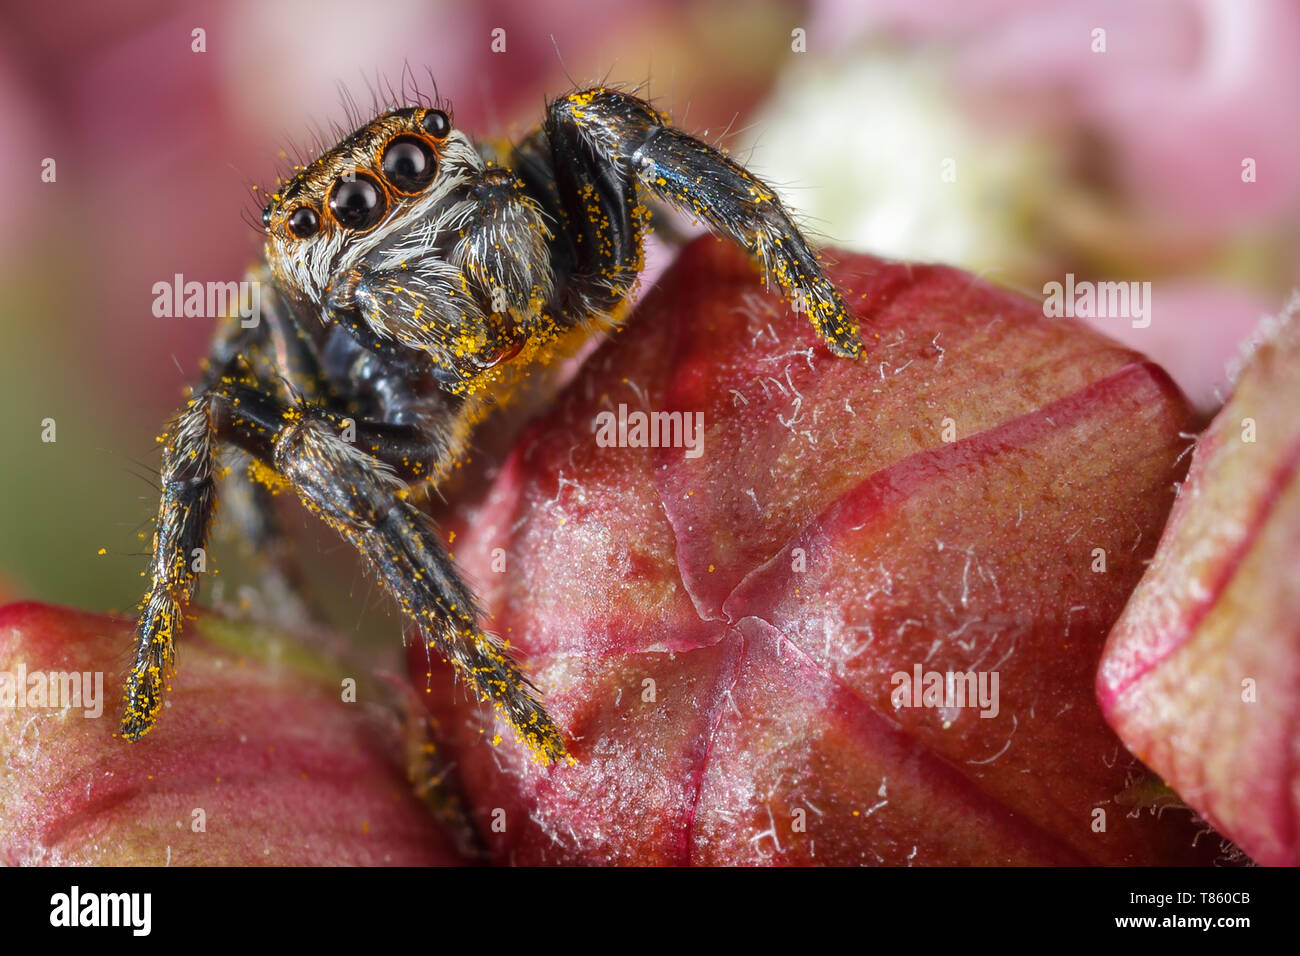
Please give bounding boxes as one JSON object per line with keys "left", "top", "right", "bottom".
{"left": 204, "top": 281, "right": 331, "bottom": 628}
{"left": 124, "top": 306, "right": 570, "bottom": 763}
{"left": 121, "top": 390, "right": 219, "bottom": 740}
{"left": 534, "top": 88, "right": 863, "bottom": 357}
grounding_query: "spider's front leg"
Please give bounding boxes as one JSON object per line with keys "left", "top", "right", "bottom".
{"left": 542, "top": 87, "right": 864, "bottom": 357}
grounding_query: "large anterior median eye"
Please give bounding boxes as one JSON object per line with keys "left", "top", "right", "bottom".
{"left": 381, "top": 136, "right": 437, "bottom": 193}
{"left": 329, "top": 173, "right": 387, "bottom": 231}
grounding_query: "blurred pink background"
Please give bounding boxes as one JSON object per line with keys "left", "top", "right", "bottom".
{"left": 0, "top": 0, "right": 1296, "bottom": 624}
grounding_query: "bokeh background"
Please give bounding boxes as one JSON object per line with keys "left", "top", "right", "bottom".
{"left": 1, "top": 0, "right": 1297, "bottom": 653}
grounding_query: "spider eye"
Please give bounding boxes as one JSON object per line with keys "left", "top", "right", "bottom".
{"left": 329, "top": 174, "right": 386, "bottom": 231}
{"left": 287, "top": 207, "right": 320, "bottom": 239}
{"left": 421, "top": 109, "right": 451, "bottom": 138}
{"left": 381, "top": 136, "right": 437, "bottom": 193}
{"left": 261, "top": 204, "right": 273, "bottom": 229}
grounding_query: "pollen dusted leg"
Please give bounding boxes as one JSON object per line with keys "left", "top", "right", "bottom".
{"left": 271, "top": 413, "right": 568, "bottom": 763}
{"left": 123, "top": 375, "right": 569, "bottom": 763}
{"left": 121, "top": 395, "right": 217, "bottom": 739}
{"left": 519, "top": 87, "right": 863, "bottom": 357}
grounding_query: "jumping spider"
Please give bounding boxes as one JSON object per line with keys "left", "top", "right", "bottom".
{"left": 122, "top": 85, "right": 862, "bottom": 764}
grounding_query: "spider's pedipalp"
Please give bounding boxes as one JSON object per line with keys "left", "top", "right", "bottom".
{"left": 448, "top": 170, "right": 555, "bottom": 319}
{"left": 344, "top": 256, "right": 519, "bottom": 394}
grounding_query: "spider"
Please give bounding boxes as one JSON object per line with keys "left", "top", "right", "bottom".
{"left": 121, "top": 84, "right": 862, "bottom": 765}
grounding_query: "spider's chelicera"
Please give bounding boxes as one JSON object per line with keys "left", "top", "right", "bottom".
{"left": 123, "top": 86, "right": 862, "bottom": 764}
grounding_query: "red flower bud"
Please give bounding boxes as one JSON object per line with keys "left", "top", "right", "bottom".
{"left": 416, "top": 238, "right": 1224, "bottom": 865}
{"left": 1099, "top": 300, "right": 1300, "bottom": 866}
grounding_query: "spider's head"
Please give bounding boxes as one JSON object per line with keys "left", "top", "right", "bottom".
{"left": 260, "top": 106, "right": 477, "bottom": 309}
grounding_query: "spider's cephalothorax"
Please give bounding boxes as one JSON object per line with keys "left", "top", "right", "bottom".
{"left": 122, "top": 86, "right": 862, "bottom": 764}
